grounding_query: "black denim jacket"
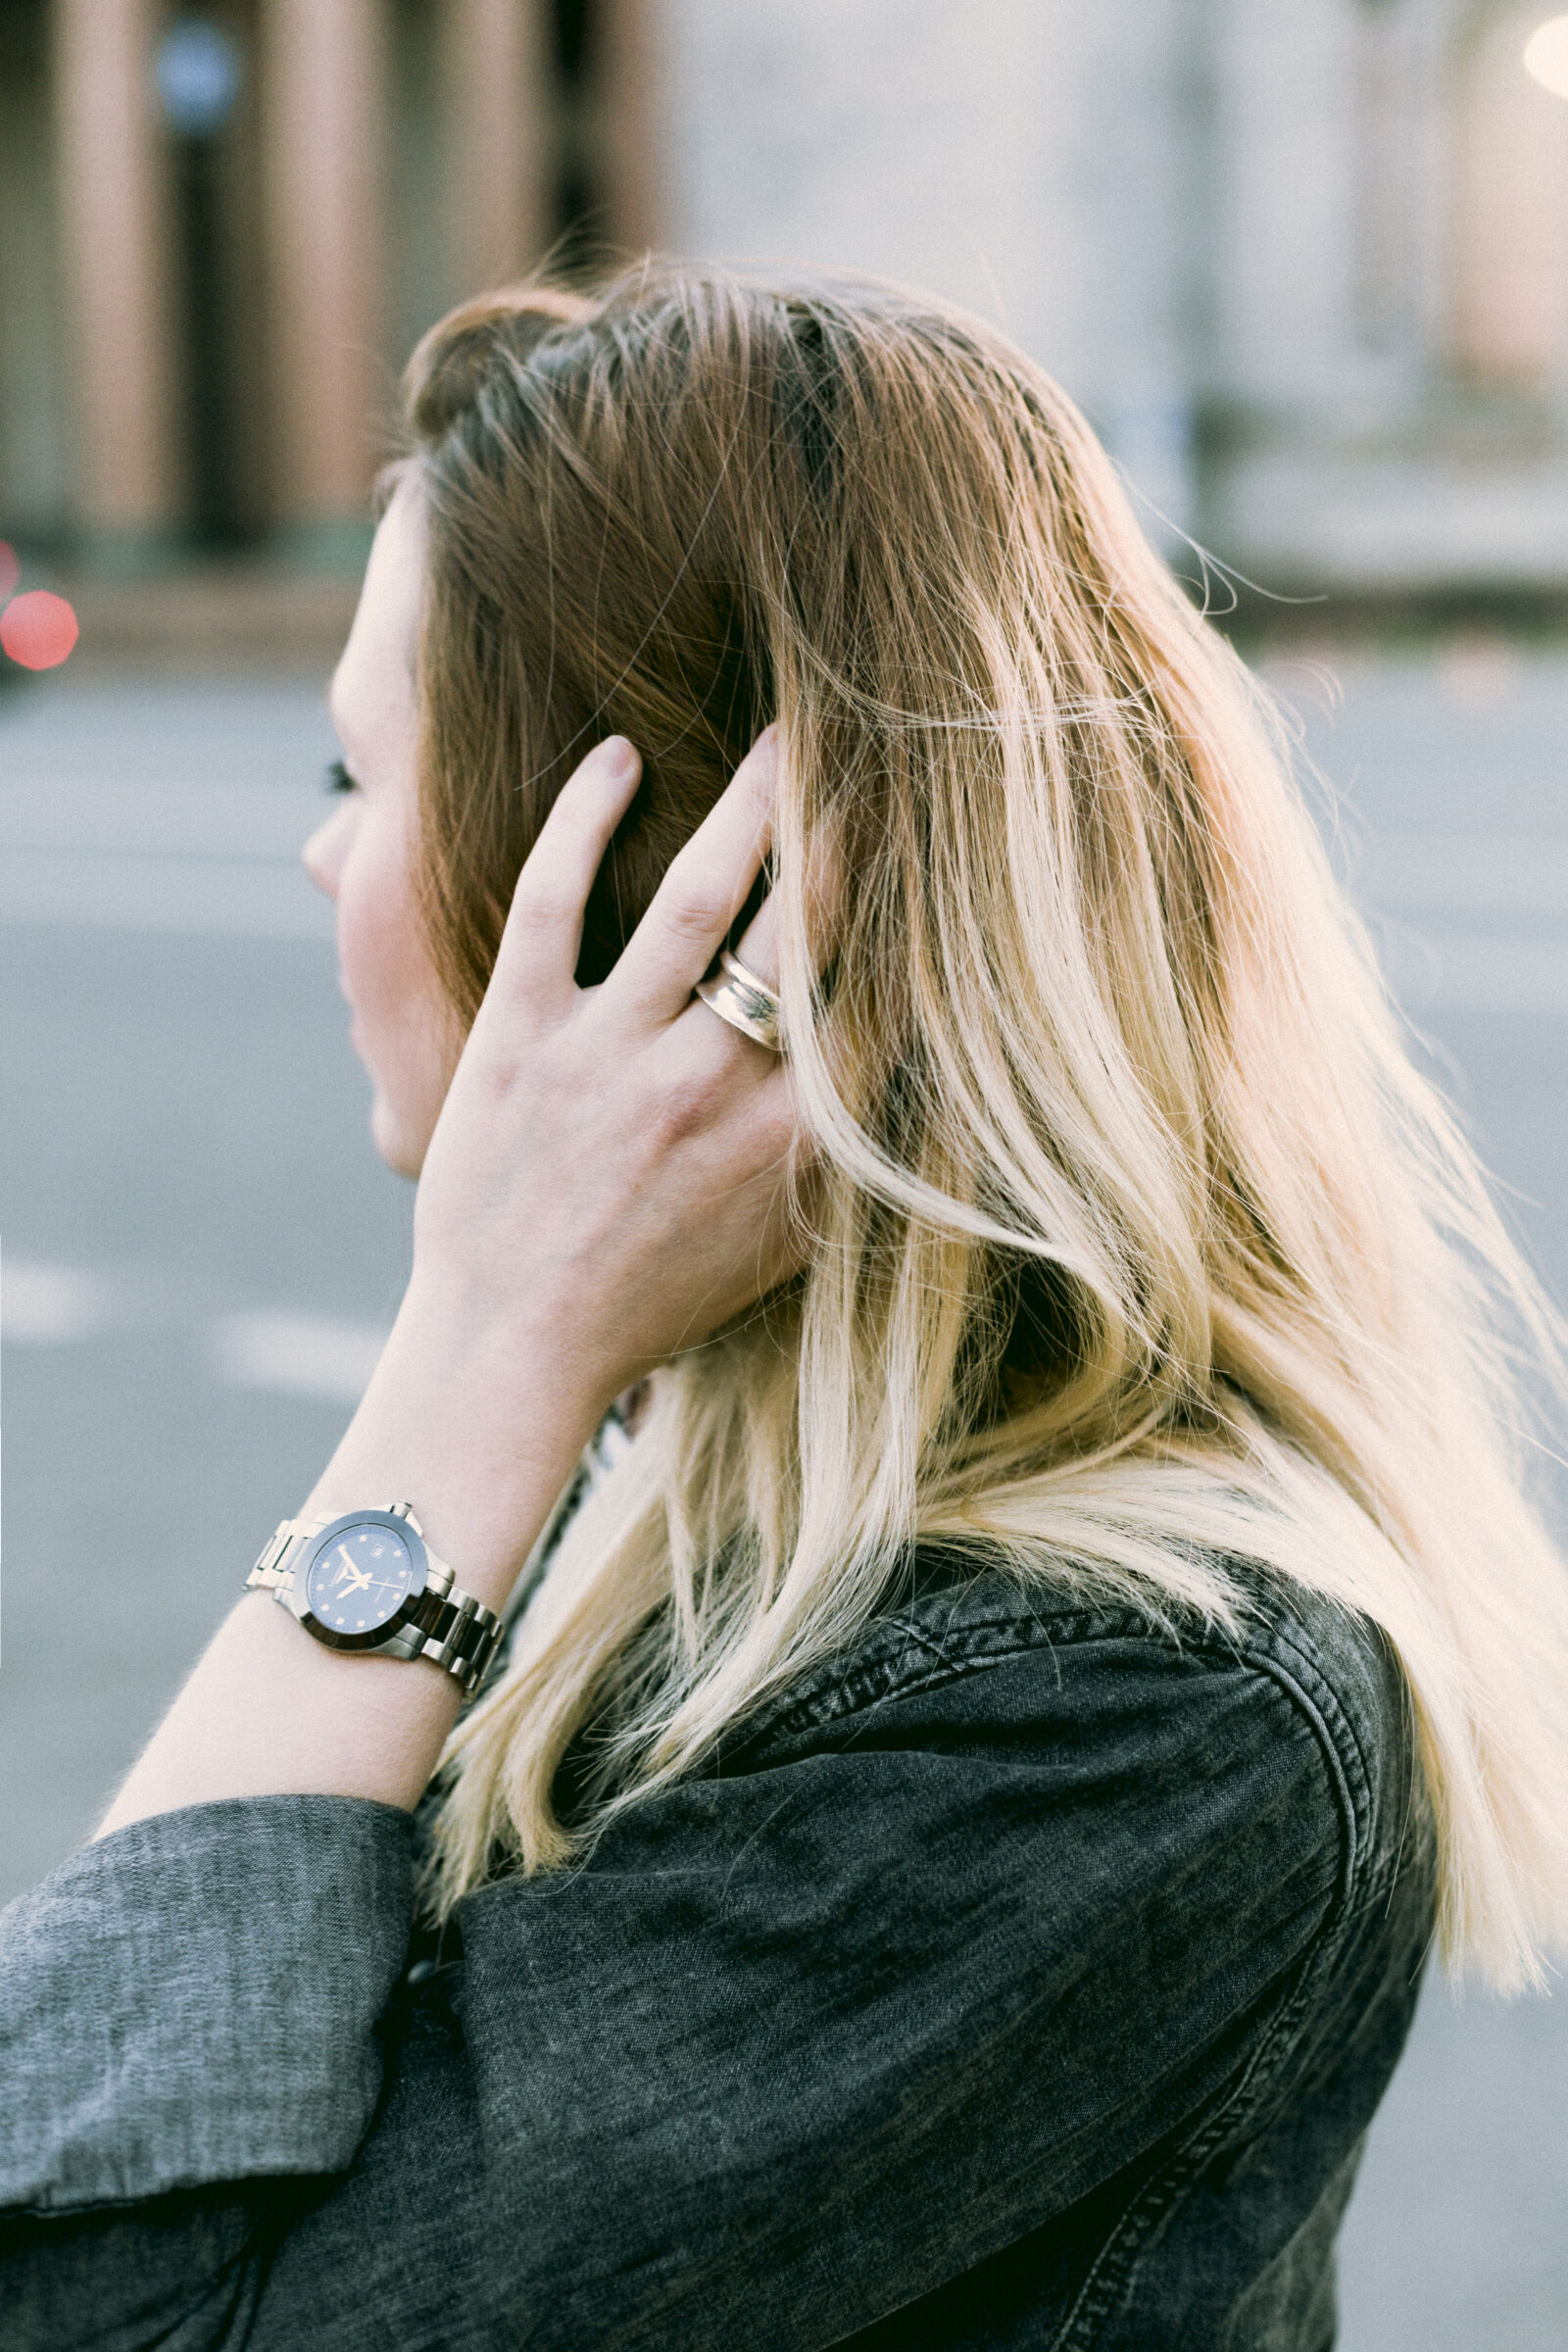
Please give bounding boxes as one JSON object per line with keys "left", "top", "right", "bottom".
{"left": 0, "top": 1552, "right": 1433, "bottom": 2350}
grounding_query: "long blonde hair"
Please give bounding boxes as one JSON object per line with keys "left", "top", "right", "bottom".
{"left": 406, "top": 262, "right": 1568, "bottom": 1988}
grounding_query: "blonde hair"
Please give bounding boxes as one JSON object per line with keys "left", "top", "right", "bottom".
{"left": 405, "top": 263, "right": 1568, "bottom": 1988}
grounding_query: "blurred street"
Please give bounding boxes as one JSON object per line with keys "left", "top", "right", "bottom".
{"left": 2, "top": 650, "right": 1567, "bottom": 2346}
{"left": 0, "top": 673, "right": 414, "bottom": 1895}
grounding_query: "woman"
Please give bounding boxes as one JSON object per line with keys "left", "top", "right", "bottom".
{"left": 4, "top": 264, "right": 1568, "bottom": 2349}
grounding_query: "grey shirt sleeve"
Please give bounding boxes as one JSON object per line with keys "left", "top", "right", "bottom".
{"left": 0, "top": 1796, "right": 414, "bottom": 2213}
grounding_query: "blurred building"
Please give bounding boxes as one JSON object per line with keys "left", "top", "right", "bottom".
{"left": 0, "top": 0, "right": 660, "bottom": 573}
{"left": 5, "top": 0, "right": 1568, "bottom": 598}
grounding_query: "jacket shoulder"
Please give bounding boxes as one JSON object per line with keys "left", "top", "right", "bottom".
{"left": 727, "top": 1545, "right": 1414, "bottom": 1910}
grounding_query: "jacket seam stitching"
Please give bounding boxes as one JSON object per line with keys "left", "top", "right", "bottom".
{"left": 1040, "top": 1637, "right": 1364, "bottom": 2349}
{"left": 1046, "top": 1940, "right": 1330, "bottom": 2352}
{"left": 746, "top": 1606, "right": 1185, "bottom": 1745}
{"left": 751, "top": 1613, "right": 1375, "bottom": 1828}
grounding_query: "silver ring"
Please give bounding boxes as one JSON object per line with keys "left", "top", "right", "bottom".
{"left": 694, "top": 949, "right": 783, "bottom": 1053}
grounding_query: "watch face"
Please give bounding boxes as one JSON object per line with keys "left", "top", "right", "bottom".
{"left": 304, "top": 1523, "right": 417, "bottom": 1636}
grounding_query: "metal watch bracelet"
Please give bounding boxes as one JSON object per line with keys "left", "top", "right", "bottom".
{"left": 246, "top": 1504, "right": 504, "bottom": 1695}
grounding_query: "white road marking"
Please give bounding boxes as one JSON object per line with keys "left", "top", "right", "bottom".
{"left": 210, "top": 1311, "right": 390, "bottom": 1404}
{"left": 0, "top": 1259, "right": 119, "bottom": 1343}
{"left": 2, "top": 1268, "right": 392, "bottom": 1398}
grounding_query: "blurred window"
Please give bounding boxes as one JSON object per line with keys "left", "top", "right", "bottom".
{"left": 153, "top": 5, "right": 264, "bottom": 548}
{"left": 155, "top": 19, "right": 243, "bottom": 138}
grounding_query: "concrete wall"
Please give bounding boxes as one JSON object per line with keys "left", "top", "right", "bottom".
{"left": 663, "top": 0, "right": 1199, "bottom": 532}
{"left": 665, "top": 0, "right": 1568, "bottom": 592}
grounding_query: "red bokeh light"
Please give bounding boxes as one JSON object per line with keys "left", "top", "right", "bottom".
{"left": 0, "top": 542, "right": 19, "bottom": 603}
{"left": 1, "top": 589, "right": 79, "bottom": 670}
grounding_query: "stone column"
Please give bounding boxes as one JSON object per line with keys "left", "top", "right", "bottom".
{"left": 260, "top": 0, "right": 388, "bottom": 558}
{"left": 442, "top": 0, "right": 553, "bottom": 298}
{"left": 52, "top": 0, "right": 181, "bottom": 561}
{"left": 597, "top": 0, "right": 668, "bottom": 255}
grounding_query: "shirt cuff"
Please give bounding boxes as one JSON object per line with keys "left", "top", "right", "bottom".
{"left": 0, "top": 1795, "right": 414, "bottom": 2214}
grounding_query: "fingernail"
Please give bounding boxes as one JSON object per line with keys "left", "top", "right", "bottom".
{"left": 601, "top": 735, "right": 640, "bottom": 782}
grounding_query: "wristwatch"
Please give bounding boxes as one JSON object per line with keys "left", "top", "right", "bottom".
{"left": 246, "top": 1503, "right": 504, "bottom": 1694}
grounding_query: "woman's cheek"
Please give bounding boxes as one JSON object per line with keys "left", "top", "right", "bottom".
{"left": 343, "top": 894, "right": 410, "bottom": 1045}
{"left": 338, "top": 827, "right": 460, "bottom": 1173}
{"left": 339, "top": 820, "right": 421, "bottom": 1035}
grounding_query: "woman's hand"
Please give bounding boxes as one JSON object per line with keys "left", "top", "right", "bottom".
{"left": 410, "top": 724, "right": 799, "bottom": 1419}
{"left": 324, "top": 719, "right": 803, "bottom": 1601}
{"left": 95, "top": 726, "right": 803, "bottom": 1834}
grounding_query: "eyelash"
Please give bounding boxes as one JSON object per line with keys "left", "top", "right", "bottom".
{"left": 325, "top": 759, "right": 359, "bottom": 796}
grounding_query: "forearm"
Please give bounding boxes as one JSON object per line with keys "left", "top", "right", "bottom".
{"left": 97, "top": 1288, "right": 610, "bottom": 1837}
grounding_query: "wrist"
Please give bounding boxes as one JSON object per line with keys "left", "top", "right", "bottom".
{"left": 302, "top": 1288, "right": 613, "bottom": 1615}
{"left": 397, "top": 1265, "right": 626, "bottom": 1424}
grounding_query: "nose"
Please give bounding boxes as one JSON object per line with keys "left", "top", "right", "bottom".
{"left": 303, "top": 805, "right": 349, "bottom": 901}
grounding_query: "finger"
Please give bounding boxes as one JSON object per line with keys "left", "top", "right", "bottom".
{"left": 676, "top": 777, "right": 853, "bottom": 1068}
{"left": 490, "top": 737, "right": 643, "bottom": 1010}
{"left": 698, "top": 797, "right": 841, "bottom": 1047}
{"left": 607, "top": 726, "right": 779, "bottom": 1022}
{"left": 727, "top": 888, "right": 780, "bottom": 990}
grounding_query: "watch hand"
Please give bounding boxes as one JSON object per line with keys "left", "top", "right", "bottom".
{"left": 330, "top": 1550, "right": 372, "bottom": 1594}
